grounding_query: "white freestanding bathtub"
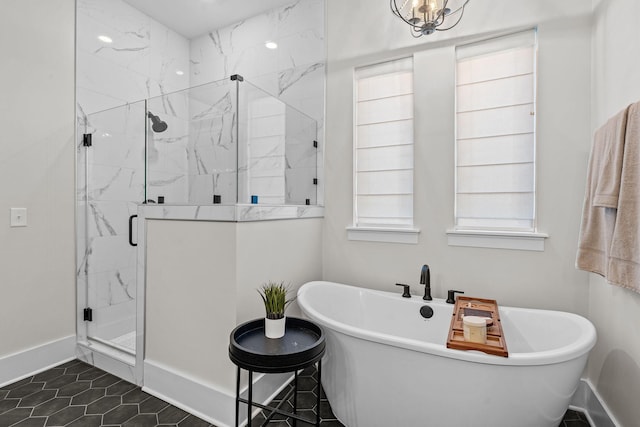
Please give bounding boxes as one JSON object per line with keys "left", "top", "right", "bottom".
{"left": 297, "top": 281, "right": 596, "bottom": 427}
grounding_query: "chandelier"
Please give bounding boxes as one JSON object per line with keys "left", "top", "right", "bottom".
{"left": 390, "top": 0, "right": 471, "bottom": 37}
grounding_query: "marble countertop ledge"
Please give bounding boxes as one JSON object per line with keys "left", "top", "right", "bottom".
{"left": 142, "top": 204, "right": 324, "bottom": 222}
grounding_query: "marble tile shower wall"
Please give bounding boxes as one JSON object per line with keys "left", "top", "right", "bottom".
{"left": 190, "top": 0, "right": 326, "bottom": 204}
{"left": 76, "top": 0, "right": 190, "bottom": 115}
{"left": 76, "top": 0, "right": 190, "bottom": 340}
{"left": 185, "top": 81, "right": 238, "bottom": 205}
{"left": 146, "top": 89, "right": 191, "bottom": 204}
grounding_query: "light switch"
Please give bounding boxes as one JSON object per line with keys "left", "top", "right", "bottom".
{"left": 10, "top": 208, "right": 27, "bottom": 227}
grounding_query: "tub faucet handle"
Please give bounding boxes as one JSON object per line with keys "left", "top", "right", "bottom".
{"left": 446, "top": 290, "right": 464, "bottom": 304}
{"left": 396, "top": 283, "right": 411, "bottom": 298}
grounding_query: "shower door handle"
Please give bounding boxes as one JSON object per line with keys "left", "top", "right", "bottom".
{"left": 128, "top": 215, "right": 138, "bottom": 247}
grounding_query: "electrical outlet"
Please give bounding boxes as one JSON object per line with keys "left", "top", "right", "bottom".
{"left": 10, "top": 208, "right": 27, "bottom": 227}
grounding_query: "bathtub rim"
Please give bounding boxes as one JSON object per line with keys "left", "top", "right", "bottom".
{"left": 297, "top": 280, "right": 597, "bottom": 367}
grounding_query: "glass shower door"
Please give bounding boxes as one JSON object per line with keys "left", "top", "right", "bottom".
{"left": 78, "top": 101, "right": 146, "bottom": 355}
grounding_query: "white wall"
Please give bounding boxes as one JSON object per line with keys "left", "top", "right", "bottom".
{"left": 0, "top": 0, "right": 76, "bottom": 356}
{"left": 324, "top": 0, "right": 593, "bottom": 314}
{"left": 235, "top": 219, "right": 324, "bottom": 323}
{"left": 145, "top": 218, "right": 322, "bottom": 393}
{"left": 588, "top": 1, "right": 640, "bottom": 426}
{"left": 145, "top": 220, "right": 238, "bottom": 391}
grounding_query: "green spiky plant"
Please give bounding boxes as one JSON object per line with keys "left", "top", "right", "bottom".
{"left": 258, "top": 281, "right": 295, "bottom": 320}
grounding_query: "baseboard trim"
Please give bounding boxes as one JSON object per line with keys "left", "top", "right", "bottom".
{"left": 0, "top": 336, "right": 76, "bottom": 388}
{"left": 571, "top": 378, "right": 620, "bottom": 427}
{"left": 143, "top": 359, "right": 292, "bottom": 427}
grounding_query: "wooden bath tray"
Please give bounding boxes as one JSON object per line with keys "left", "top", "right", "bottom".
{"left": 446, "top": 296, "right": 509, "bottom": 357}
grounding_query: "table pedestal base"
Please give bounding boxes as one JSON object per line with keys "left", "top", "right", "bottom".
{"left": 235, "top": 361, "right": 322, "bottom": 427}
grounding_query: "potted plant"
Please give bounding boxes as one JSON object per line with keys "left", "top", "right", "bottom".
{"left": 258, "top": 281, "right": 295, "bottom": 338}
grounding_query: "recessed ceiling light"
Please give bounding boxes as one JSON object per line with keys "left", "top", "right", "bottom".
{"left": 265, "top": 41, "right": 278, "bottom": 49}
{"left": 98, "top": 35, "right": 113, "bottom": 44}
{"left": 176, "top": 70, "right": 185, "bottom": 76}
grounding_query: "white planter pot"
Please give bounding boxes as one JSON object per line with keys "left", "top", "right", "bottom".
{"left": 265, "top": 317, "right": 286, "bottom": 339}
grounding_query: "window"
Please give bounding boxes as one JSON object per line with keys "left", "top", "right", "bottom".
{"left": 353, "top": 57, "right": 414, "bottom": 230}
{"left": 455, "top": 30, "right": 537, "bottom": 233}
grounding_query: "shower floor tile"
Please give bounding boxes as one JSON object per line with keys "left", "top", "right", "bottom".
{"left": 110, "top": 331, "right": 136, "bottom": 352}
{"left": 0, "top": 360, "right": 591, "bottom": 427}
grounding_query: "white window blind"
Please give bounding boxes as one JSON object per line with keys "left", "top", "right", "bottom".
{"left": 354, "top": 58, "right": 414, "bottom": 227}
{"left": 455, "top": 30, "right": 537, "bottom": 231}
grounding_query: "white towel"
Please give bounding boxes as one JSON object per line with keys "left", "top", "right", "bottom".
{"left": 576, "top": 105, "right": 629, "bottom": 277}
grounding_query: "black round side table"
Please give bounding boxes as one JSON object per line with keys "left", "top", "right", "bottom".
{"left": 229, "top": 317, "right": 325, "bottom": 427}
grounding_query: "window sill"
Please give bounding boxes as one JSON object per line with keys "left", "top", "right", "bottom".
{"left": 446, "top": 229, "right": 548, "bottom": 251}
{"left": 347, "top": 226, "right": 420, "bottom": 244}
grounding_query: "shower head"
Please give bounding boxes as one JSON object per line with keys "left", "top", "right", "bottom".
{"left": 147, "top": 111, "right": 168, "bottom": 133}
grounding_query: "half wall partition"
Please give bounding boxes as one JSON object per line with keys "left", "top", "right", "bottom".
{"left": 76, "top": 76, "right": 319, "bottom": 383}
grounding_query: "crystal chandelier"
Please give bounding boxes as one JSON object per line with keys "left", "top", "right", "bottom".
{"left": 390, "top": 0, "right": 471, "bottom": 37}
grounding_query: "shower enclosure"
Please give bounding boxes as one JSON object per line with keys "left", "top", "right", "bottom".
{"left": 76, "top": 76, "right": 318, "bottom": 383}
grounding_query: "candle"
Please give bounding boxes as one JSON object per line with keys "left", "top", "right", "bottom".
{"left": 463, "top": 316, "right": 487, "bottom": 344}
